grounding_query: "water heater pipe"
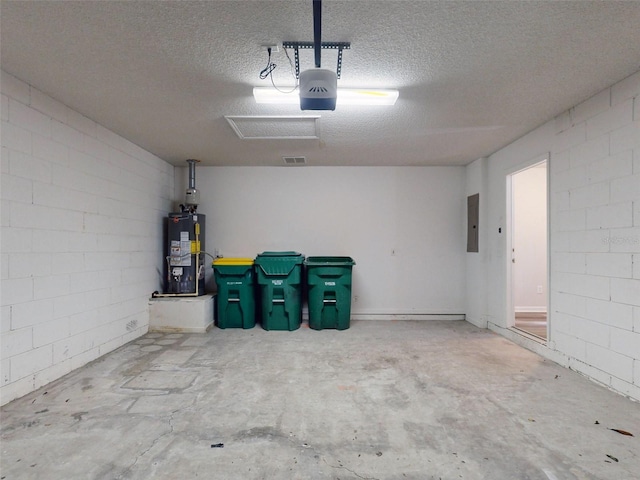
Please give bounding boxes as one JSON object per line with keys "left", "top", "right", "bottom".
{"left": 184, "top": 159, "right": 201, "bottom": 209}
{"left": 187, "top": 159, "right": 197, "bottom": 190}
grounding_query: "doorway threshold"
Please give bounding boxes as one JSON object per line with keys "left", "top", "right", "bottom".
{"left": 511, "top": 326, "right": 547, "bottom": 345}
{"left": 515, "top": 312, "right": 547, "bottom": 340}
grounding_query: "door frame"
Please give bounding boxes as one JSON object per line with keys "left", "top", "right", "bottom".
{"left": 505, "top": 154, "right": 550, "bottom": 339}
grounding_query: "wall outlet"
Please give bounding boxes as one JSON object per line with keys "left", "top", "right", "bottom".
{"left": 537, "top": 285, "right": 543, "bottom": 294}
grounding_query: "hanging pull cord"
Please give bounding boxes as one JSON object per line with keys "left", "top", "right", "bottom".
{"left": 270, "top": 47, "right": 298, "bottom": 94}
{"left": 259, "top": 47, "right": 277, "bottom": 79}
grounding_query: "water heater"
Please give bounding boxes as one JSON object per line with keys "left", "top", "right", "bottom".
{"left": 166, "top": 212, "right": 205, "bottom": 295}
{"left": 162, "top": 159, "right": 206, "bottom": 295}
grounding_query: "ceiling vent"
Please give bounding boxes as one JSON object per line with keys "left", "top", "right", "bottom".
{"left": 225, "top": 115, "right": 321, "bottom": 140}
{"left": 283, "top": 156, "right": 307, "bottom": 165}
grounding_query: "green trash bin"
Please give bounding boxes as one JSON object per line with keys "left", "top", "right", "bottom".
{"left": 213, "top": 258, "right": 256, "bottom": 329}
{"left": 305, "top": 256, "right": 355, "bottom": 330}
{"left": 254, "top": 252, "right": 304, "bottom": 331}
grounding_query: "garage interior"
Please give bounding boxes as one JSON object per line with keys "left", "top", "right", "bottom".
{"left": 1, "top": 1, "right": 640, "bottom": 478}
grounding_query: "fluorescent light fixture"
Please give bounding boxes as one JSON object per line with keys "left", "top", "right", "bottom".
{"left": 253, "top": 87, "right": 399, "bottom": 106}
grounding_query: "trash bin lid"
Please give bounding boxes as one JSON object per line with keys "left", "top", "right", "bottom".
{"left": 304, "top": 256, "right": 355, "bottom": 266}
{"left": 254, "top": 253, "right": 304, "bottom": 275}
{"left": 213, "top": 258, "right": 254, "bottom": 266}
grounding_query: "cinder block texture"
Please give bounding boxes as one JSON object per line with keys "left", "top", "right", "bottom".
{"left": 611, "top": 70, "right": 640, "bottom": 106}
{"left": 1, "top": 95, "right": 8, "bottom": 122}
{"left": 610, "top": 121, "right": 640, "bottom": 155}
{"left": 572, "top": 89, "right": 611, "bottom": 126}
{"left": 587, "top": 150, "right": 632, "bottom": 184}
{"left": 611, "top": 172, "right": 640, "bottom": 203}
{"left": 554, "top": 123, "right": 586, "bottom": 152}
{"left": 586, "top": 253, "right": 632, "bottom": 278}
{"left": 585, "top": 298, "right": 633, "bottom": 331}
{"left": 586, "top": 203, "right": 633, "bottom": 230}
{"left": 551, "top": 71, "right": 640, "bottom": 396}
{"left": 586, "top": 99, "right": 633, "bottom": 140}
{"left": 1, "top": 71, "right": 173, "bottom": 406}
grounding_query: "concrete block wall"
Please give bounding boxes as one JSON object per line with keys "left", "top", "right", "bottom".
{"left": 466, "top": 69, "right": 639, "bottom": 401}
{"left": 550, "top": 70, "right": 640, "bottom": 400}
{"left": 1, "top": 71, "right": 174, "bottom": 405}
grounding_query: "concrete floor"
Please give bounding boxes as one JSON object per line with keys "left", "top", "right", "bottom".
{"left": 1, "top": 321, "right": 639, "bottom": 480}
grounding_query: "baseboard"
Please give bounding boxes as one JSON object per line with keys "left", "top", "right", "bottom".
{"left": 465, "top": 316, "right": 488, "bottom": 329}
{"left": 350, "top": 313, "right": 465, "bottom": 321}
{"left": 300, "top": 308, "right": 465, "bottom": 321}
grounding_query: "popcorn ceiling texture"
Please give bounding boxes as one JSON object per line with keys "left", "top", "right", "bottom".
{"left": 1, "top": 1, "right": 639, "bottom": 166}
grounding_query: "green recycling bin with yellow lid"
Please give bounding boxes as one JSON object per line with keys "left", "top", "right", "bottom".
{"left": 213, "top": 258, "right": 256, "bottom": 329}
{"left": 305, "top": 256, "right": 355, "bottom": 330}
{"left": 254, "top": 252, "right": 304, "bottom": 331}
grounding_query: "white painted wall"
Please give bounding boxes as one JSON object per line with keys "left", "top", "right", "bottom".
{"left": 512, "top": 163, "right": 548, "bottom": 312}
{"left": 179, "top": 166, "right": 467, "bottom": 318}
{"left": 1, "top": 71, "right": 173, "bottom": 405}
{"left": 466, "top": 69, "right": 640, "bottom": 401}
{"left": 465, "top": 158, "right": 489, "bottom": 328}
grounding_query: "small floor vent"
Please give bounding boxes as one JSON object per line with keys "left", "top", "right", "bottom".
{"left": 283, "top": 156, "right": 307, "bottom": 165}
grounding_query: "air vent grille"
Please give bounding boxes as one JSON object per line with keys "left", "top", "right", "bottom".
{"left": 308, "top": 86, "right": 328, "bottom": 93}
{"left": 283, "top": 156, "right": 307, "bottom": 165}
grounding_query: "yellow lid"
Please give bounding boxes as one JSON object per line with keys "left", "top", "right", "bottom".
{"left": 213, "top": 257, "right": 254, "bottom": 266}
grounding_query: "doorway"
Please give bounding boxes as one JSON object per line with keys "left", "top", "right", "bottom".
{"left": 507, "top": 159, "right": 548, "bottom": 341}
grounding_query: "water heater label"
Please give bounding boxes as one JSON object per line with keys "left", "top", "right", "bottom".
{"left": 170, "top": 238, "right": 192, "bottom": 267}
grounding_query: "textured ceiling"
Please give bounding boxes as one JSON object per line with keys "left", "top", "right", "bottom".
{"left": 2, "top": 0, "right": 640, "bottom": 167}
